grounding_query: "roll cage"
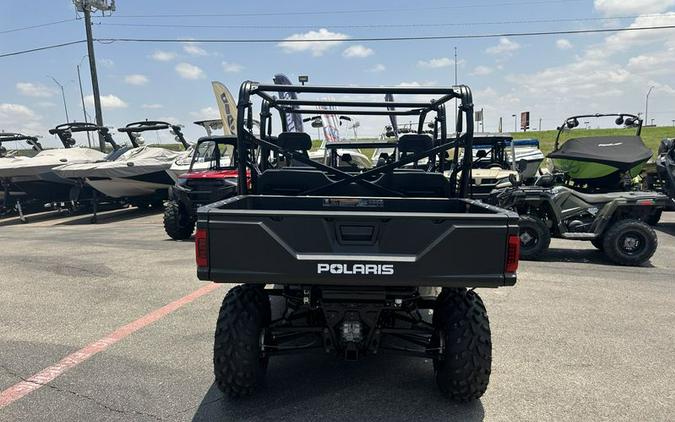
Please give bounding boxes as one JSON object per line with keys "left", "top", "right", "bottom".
{"left": 117, "top": 120, "right": 189, "bottom": 149}
{"left": 235, "top": 82, "right": 475, "bottom": 198}
{"left": 555, "top": 113, "right": 643, "bottom": 150}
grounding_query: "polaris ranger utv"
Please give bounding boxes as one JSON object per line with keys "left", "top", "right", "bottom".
{"left": 196, "top": 82, "right": 520, "bottom": 401}
{"left": 488, "top": 173, "right": 666, "bottom": 265}
{"left": 164, "top": 135, "right": 241, "bottom": 240}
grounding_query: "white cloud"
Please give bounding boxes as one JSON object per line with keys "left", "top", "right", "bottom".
{"left": 183, "top": 43, "right": 208, "bottom": 56}
{"left": 85, "top": 94, "right": 128, "bottom": 109}
{"left": 471, "top": 66, "right": 493, "bottom": 76}
{"left": 594, "top": 0, "right": 675, "bottom": 16}
{"left": 16, "top": 82, "right": 56, "bottom": 98}
{"left": 189, "top": 106, "right": 220, "bottom": 119}
{"left": 142, "top": 103, "right": 164, "bottom": 109}
{"left": 99, "top": 58, "right": 115, "bottom": 68}
{"left": 151, "top": 50, "right": 177, "bottom": 62}
{"left": 222, "top": 61, "right": 244, "bottom": 73}
{"left": 36, "top": 102, "right": 56, "bottom": 108}
{"left": 367, "top": 64, "right": 386, "bottom": 73}
{"left": 279, "top": 28, "right": 348, "bottom": 56}
{"left": 342, "top": 45, "right": 374, "bottom": 58}
{"left": 556, "top": 39, "right": 573, "bottom": 50}
{"left": 124, "top": 74, "right": 149, "bottom": 86}
{"left": 0, "top": 103, "right": 43, "bottom": 134}
{"left": 0, "top": 103, "right": 39, "bottom": 120}
{"left": 417, "top": 57, "right": 453, "bottom": 68}
{"left": 175, "top": 62, "right": 205, "bottom": 80}
{"left": 486, "top": 37, "right": 521, "bottom": 55}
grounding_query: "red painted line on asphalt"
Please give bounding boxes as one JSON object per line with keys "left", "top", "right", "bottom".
{"left": 0, "top": 283, "right": 222, "bottom": 409}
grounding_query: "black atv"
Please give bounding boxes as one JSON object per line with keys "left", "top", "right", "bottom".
{"left": 163, "top": 136, "right": 240, "bottom": 240}
{"left": 644, "top": 138, "right": 675, "bottom": 218}
{"left": 196, "top": 82, "right": 520, "bottom": 401}
{"left": 489, "top": 173, "right": 667, "bottom": 265}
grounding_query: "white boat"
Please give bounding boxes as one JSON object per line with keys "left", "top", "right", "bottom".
{"left": 54, "top": 121, "right": 187, "bottom": 204}
{"left": 0, "top": 124, "right": 108, "bottom": 206}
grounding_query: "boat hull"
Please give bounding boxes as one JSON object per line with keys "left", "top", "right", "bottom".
{"left": 551, "top": 158, "right": 645, "bottom": 181}
{"left": 86, "top": 171, "right": 177, "bottom": 198}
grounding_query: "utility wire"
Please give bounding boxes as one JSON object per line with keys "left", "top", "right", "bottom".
{"left": 0, "top": 40, "right": 86, "bottom": 58}
{"left": 109, "top": 0, "right": 585, "bottom": 18}
{"left": 3, "top": 24, "right": 675, "bottom": 58}
{"left": 94, "top": 14, "right": 674, "bottom": 31}
{"left": 93, "top": 25, "right": 675, "bottom": 44}
{"left": 0, "top": 18, "right": 78, "bottom": 35}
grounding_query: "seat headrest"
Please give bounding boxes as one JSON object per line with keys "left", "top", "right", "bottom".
{"left": 398, "top": 134, "right": 433, "bottom": 154}
{"left": 278, "top": 132, "right": 312, "bottom": 152}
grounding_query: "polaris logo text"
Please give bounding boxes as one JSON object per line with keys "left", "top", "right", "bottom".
{"left": 317, "top": 263, "right": 394, "bottom": 275}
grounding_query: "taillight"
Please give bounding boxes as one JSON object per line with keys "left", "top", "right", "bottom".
{"left": 195, "top": 228, "right": 208, "bottom": 267}
{"left": 505, "top": 234, "right": 520, "bottom": 273}
{"left": 637, "top": 199, "right": 655, "bottom": 206}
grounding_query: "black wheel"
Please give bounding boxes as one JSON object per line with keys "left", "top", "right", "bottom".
{"left": 214, "top": 285, "right": 271, "bottom": 398}
{"left": 432, "top": 288, "right": 491, "bottom": 402}
{"left": 602, "top": 219, "right": 658, "bottom": 266}
{"left": 163, "top": 200, "right": 194, "bottom": 240}
{"left": 590, "top": 237, "right": 604, "bottom": 251}
{"left": 518, "top": 216, "right": 550, "bottom": 260}
{"left": 644, "top": 209, "right": 662, "bottom": 226}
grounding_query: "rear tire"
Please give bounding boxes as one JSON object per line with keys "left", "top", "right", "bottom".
{"left": 602, "top": 219, "right": 657, "bottom": 266}
{"left": 163, "top": 200, "right": 194, "bottom": 240}
{"left": 214, "top": 285, "right": 271, "bottom": 398}
{"left": 591, "top": 238, "right": 604, "bottom": 251}
{"left": 518, "top": 216, "right": 550, "bottom": 260}
{"left": 432, "top": 288, "right": 491, "bottom": 402}
{"left": 645, "top": 209, "right": 662, "bottom": 226}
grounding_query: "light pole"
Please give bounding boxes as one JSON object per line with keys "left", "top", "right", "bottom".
{"left": 48, "top": 76, "right": 70, "bottom": 123}
{"left": 645, "top": 86, "right": 655, "bottom": 126}
{"left": 77, "top": 55, "right": 92, "bottom": 148}
{"left": 512, "top": 114, "right": 517, "bottom": 132}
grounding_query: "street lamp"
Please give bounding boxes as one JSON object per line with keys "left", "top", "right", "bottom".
{"left": 512, "top": 114, "right": 517, "bottom": 132}
{"left": 48, "top": 76, "right": 70, "bottom": 123}
{"left": 645, "top": 86, "right": 655, "bottom": 126}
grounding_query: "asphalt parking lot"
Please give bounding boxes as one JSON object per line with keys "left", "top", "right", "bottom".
{"left": 0, "top": 208, "right": 673, "bottom": 421}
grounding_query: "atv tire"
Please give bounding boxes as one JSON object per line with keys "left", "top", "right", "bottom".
{"left": 163, "top": 200, "right": 194, "bottom": 240}
{"left": 591, "top": 237, "right": 604, "bottom": 251}
{"left": 645, "top": 209, "right": 662, "bottom": 226}
{"left": 214, "top": 285, "right": 271, "bottom": 398}
{"left": 518, "top": 216, "right": 550, "bottom": 260}
{"left": 602, "top": 219, "right": 657, "bottom": 266}
{"left": 432, "top": 288, "right": 491, "bottom": 402}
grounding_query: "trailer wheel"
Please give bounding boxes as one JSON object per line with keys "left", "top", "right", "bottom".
{"left": 214, "top": 285, "right": 271, "bottom": 398}
{"left": 602, "top": 219, "right": 657, "bottom": 266}
{"left": 432, "top": 288, "right": 491, "bottom": 402}
{"left": 518, "top": 216, "right": 550, "bottom": 260}
{"left": 163, "top": 200, "right": 194, "bottom": 240}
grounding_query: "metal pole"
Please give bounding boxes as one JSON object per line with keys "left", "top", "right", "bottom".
{"left": 512, "top": 114, "right": 517, "bottom": 132}
{"left": 453, "top": 47, "right": 458, "bottom": 131}
{"left": 645, "top": 86, "right": 655, "bottom": 127}
{"left": 539, "top": 118, "right": 542, "bottom": 131}
{"left": 83, "top": 4, "right": 106, "bottom": 150}
{"left": 49, "top": 76, "right": 69, "bottom": 122}
{"left": 76, "top": 64, "right": 92, "bottom": 148}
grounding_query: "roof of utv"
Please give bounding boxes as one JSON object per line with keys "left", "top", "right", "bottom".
{"left": 234, "top": 81, "right": 476, "bottom": 198}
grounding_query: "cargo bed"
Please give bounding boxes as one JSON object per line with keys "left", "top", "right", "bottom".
{"left": 196, "top": 195, "right": 519, "bottom": 287}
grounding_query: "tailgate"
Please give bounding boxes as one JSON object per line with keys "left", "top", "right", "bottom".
{"left": 197, "top": 196, "right": 518, "bottom": 288}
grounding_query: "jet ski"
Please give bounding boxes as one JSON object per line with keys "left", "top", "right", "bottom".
{"left": 54, "top": 120, "right": 189, "bottom": 206}
{"left": 0, "top": 123, "right": 112, "bottom": 208}
{"left": 549, "top": 114, "right": 652, "bottom": 191}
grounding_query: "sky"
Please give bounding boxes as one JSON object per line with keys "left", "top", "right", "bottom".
{"left": 1, "top": 0, "right": 675, "bottom": 147}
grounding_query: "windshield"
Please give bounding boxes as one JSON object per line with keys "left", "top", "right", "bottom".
{"left": 189, "top": 140, "right": 236, "bottom": 171}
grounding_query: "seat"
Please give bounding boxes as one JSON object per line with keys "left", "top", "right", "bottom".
{"left": 380, "top": 171, "right": 449, "bottom": 197}
{"left": 398, "top": 134, "right": 434, "bottom": 169}
{"left": 565, "top": 188, "right": 655, "bottom": 205}
{"left": 276, "top": 132, "right": 312, "bottom": 167}
{"left": 257, "top": 169, "right": 332, "bottom": 195}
